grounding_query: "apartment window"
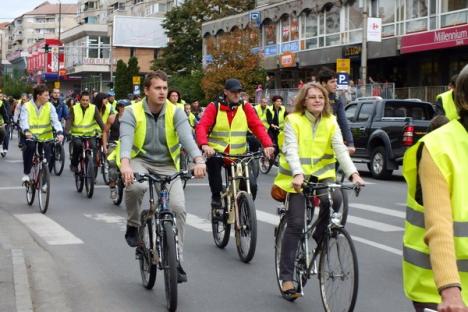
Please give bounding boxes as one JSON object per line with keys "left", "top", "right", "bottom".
{"left": 441, "top": 0, "right": 468, "bottom": 27}
{"left": 130, "top": 47, "right": 136, "bottom": 58}
{"left": 84, "top": 1, "right": 96, "bottom": 11}
{"left": 111, "top": 2, "right": 125, "bottom": 11}
{"left": 134, "top": 0, "right": 144, "bottom": 3}
{"left": 347, "top": 2, "right": 363, "bottom": 42}
{"left": 324, "top": 5, "right": 340, "bottom": 46}
{"left": 87, "top": 36, "right": 110, "bottom": 59}
{"left": 263, "top": 20, "right": 277, "bottom": 46}
{"left": 301, "top": 12, "right": 319, "bottom": 49}
{"left": 441, "top": 0, "right": 468, "bottom": 11}
{"left": 375, "top": 0, "right": 396, "bottom": 37}
{"left": 280, "top": 15, "right": 290, "bottom": 42}
{"left": 84, "top": 16, "right": 97, "bottom": 24}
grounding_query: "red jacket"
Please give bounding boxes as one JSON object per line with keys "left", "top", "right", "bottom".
{"left": 196, "top": 101, "right": 273, "bottom": 152}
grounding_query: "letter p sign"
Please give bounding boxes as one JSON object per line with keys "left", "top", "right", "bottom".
{"left": 337, "top": 73, "right": 349, "bottom": 90}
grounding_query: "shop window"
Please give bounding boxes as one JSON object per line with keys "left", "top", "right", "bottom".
{"left": 325, "top": 5, "right": 340, "bottom": 46}
{"left": 281, "top": 15, "right": 290, "bottom": 42}
{"left": 441, "top": 0, "right": 468, "bottom": 27}
{"left": 263, "top": 20, "right": 277, "bottom": 45}
{"left": 441, "top": 0, "right": 468, "bottom": 11}
{"left": 291, "top": 17, "right": 299, "bottom": 41}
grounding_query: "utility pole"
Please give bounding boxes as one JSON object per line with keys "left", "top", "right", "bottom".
{"left": 361, "top": 0, "right": 368, "bottom": 91}
{"left": 56, "top": 0, "right": 62, "bottom": 89}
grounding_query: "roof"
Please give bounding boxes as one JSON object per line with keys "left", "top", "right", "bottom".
{"left": 0, "top": 22, "right": 9, "bottom": 30}
{"left": 24, "top": 1, "right": 78, "bottom": 16}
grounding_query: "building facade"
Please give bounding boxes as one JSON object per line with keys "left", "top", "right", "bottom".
{"left": 202, "top": 0, "right": 468, "bottom": 89}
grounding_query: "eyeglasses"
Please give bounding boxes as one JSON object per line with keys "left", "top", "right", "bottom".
{"left": 305, "top": 95, "right": 324, "bottom": 100}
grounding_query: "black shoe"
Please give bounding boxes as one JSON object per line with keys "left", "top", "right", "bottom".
{"left": 177, "top": 264, "right": 187, "bottom": 283}
{"left": 70, "top": 164, "right": 77, "bottom": 173}
{"left": 211, "top": 197, "right": 222, "bottom": 210}
{"left": 125, "top": 225, "right": 138, "bottom": 247}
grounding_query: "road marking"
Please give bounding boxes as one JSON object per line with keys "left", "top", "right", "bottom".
{"left": 256, "top": 210, "right": 280, "bottom": 225}
{"left": 0, "top": 186, "right": 23, "bottom": 190}
{"left": 351, "top": 236, "right": 402, "bottom": 256}
{"left": 84, "top": 213, "right": 126, "bottom": 231}
{"left": 5, "top": 159, "right": 22, "bottom": 163}
{"left": 15, "top": 214, "right": 83, "bottom": 245}
{"left": 11, "top": 249, "right": 34, "bottom": 312}
{"left": 185, "top": 183, "right": 209, "bottom": 187}
{"left": 187, "top": 213, "right": 212, "bottom": 232}
{"left": 350, "top": 203, "right": 405, "bottom": 219}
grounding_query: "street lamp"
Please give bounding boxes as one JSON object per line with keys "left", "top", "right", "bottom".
{"left": 361, "top": 0, "right": 368, "bottom": 91}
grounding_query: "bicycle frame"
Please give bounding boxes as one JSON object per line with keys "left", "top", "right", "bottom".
{"left": 26, "top": 139, "right": 54, "bottom": 188}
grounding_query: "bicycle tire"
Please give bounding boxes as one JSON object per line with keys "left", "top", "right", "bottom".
{"left": 25, "top": 177, "right": 36, "bottom": 206}
{"left": 53, "top": 143, "right": 65, "bottom": 176}
{"left": 274, "top": 217, "right": 290, "bottom": 298}
{"left": 211, "top": 196, "right": 230, "bottom": 249}
{"left": 101, "top": 156, "right": 110, "bottom": 185}
{"left": 113, "top": 178, "right": 124, "bottom": 206}
{"left": 259, "top": 156, "right": 273, "bottom": 174}
{"left": 319, "top": 227, "right": 359, "bottom": 312}
{"left": 75, "top": 166, "right": 84, "bottom": 193}
{"left": 162, "top": 221, "right": 178, "bottom": 312}
{"left": 235, "top": 191, "right": 257, "bottom": 263}
{"left": 139, "top": 210, "right": 157, "bottom": 289}
{"left": 85, "top": 155, "right": 95, "bottom": 198}
{"left": 38, "top": 166, "right": 50, "bottom": 214}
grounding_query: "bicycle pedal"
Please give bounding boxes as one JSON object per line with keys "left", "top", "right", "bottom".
{"left": 277, "top": 206, "right": 286, "bottom": 215}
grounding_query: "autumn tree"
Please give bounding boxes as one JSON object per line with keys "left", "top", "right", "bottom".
{"left": 201, "top": 30, "right": 265, "bottom": 100}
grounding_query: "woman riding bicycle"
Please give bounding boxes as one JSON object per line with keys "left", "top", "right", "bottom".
{"left": 272, "top": 82, "right": 364, "bottom": 297}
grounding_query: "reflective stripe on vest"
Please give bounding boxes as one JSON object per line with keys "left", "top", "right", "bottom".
{"left": 25, "top": 101, "right": 53, "bottom": 141}
{"left": 109, "top": 100, "right": 180, "bottom": 170}
{"left": 402, "top": 119, "right": 468, "bottom": 304}
{"left": 71, "top": 104, "right": 97, "bottom": 136}
{"left": 436, "top": 90, "right": 459, "bottom": 121}
{"left": 274, "top": 113, "right": 336, "bottom": 193}
{"left": 268, "top": 106, "right": 286, "bottom": 130}
{"left": 255, "top": 105, "right": 269, "bottom": 129}
{"left": 208, "top": 104, "right": 248, "bottom": 155}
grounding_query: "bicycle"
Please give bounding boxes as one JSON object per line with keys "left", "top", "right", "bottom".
{"left": 179, "top": 147, "right": 192, "bottom": 189}
{"left": 51, "top": 139, "right": 65, "bottom": 176}
{"left": 274, "top": 180, "right": 362, "bottom": 312}
{"left": 24, "top": 138, "right": 55, "bottom": 214}
{"left": 210, "top": 151, "right": 262, "bottom": 263}
{"left": 107, "top": 143, "right": 124, "bottom": 206}
{"left": 96, "top": 140, "right": 110, "bottom": 185}
{"left": 259, "top": 147, "right": 279, "bottom": 174}
{"left": 134, "top": 171, "right": 185, "bottom": 312}
{"left": 73, "top": 135, "right": 97, "bottom": 198}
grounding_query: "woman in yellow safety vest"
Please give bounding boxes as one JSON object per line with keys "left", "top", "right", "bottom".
{"left": 273, "top": 83, "right": 364, "bottom": 297}
{"left": 168, "top": 89, "right": 185, "bottom": 110}
{"left": 402, "top": 65, "right": 468, "bottom": 312}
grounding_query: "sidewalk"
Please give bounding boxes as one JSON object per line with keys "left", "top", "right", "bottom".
{"left": 0, "top": 208, "right": 71, "bottom": 312}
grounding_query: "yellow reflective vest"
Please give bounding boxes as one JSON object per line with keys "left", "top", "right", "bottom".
{"left": 269, "top": 106, "right": 286, "bottom": 130}
{"left": 436, "top": 90, "right": 459, "bottom": 121}
{"left": 274, "top": 113, "right": 336, "bottom": 193}
{"left": 187, "top": 112, "right": 196, "bottom": 128}
{"left": 110, "top": 100, "right": 118, "bottom": 111}
{"left": 93, "top": 103, "right": 112, "bottom": 134}
{"left": 71, "top": 104, "right": 97, "bottom": 136}
{"left": 208, "top": 104, "right": 248, "bottom": 155}
{"left": 24, "top": 101, "right": 54, "bottom": 141}
{"left": 255, "top": 105, "right": 269, "bottom": 129}
{"left": 0, "top": 100, "right": 4, "bottom": 125}
{"left": 403, "top": 119, "right": 468, "bottom": 304}
{"left": 108, "top": 100, "right": 180, "bottom": 170}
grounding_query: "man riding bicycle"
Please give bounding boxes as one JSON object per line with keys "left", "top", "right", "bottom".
{"left": 19, "top": 84, "right": 64, "bottom": 184}
{"left": 66, "top": 91, "right": 105, "bottom": 173}
{"left": 195, "top": 78, "right": 274, "bottom": 208}
{"left": 115, "top": 70, "right": 206, "bottom": 283}
{"left": 0, "top": 90, "right": 10, "bottom": 158}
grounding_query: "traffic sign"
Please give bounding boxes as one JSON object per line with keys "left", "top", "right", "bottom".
{"left": 133, "top": 85, "right": 140, "bottom": 95}
{"left": 337, "top": 73, "right": 349, "bottom": 90}
{"left": 132, "top": 76, "right": 141, "bottom": 85}
{"left": 336, "top": 58, "right": 350, "bottom": 74}
{"left": 54, "top": 81, "right": 60, "bottom": 89}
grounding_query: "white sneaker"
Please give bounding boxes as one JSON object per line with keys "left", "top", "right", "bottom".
{"left": 22, "top": 175, "right": 30, "bottom": 183}
{"left": 41, "top": 184, "right": 48, "bottom": 193}
{"left": 1, "top": 149, "right": 7, "bottom": 158}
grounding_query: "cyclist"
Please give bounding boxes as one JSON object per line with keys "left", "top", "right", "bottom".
{"left": 273, "top": 83, "right": 364, "bottom": 297}
{"left": 266, "top": 95, "right": 287, "bottom": 157}
{"left": 0, "top": 91, "right": 10, "bottom": 157}
{"left": 66, "top": 91, "right": 105, "bottom": 173}
{"left": 19, "top": 84, "right": 64, "bottom": 184}
{"left": 103, "top": 99, "right": 129, "bottom": 200}
{"left": 435, "top": 74, "right": 459, "bottom": 120}
{"left": 196, "top": 78, "right": 274, "bottom": 207}
{"left": 167, "top": 89, "right": 185, "bottom": 110}
{"left": 255, "top": 97, "right": 270, "bottom": 130}
{"left": 319, "top": 68, "right": 355, "bottom": 155}
{"left": 50, "top": 88, "right": 69, "bottom": 126}
{"left": 115, "top": 70, "right": 206, "bottom": 283}
{"left": 402, "top": 66, "right": 468, "bottom": 312}
{"left": 183, "top": 103, "right": 196, "bottom": 128}
{"left": 107, "top": 90, "right": 118, "bottom": 111}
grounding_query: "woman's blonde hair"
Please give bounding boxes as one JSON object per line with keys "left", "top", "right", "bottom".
{"left": 455, "top": 64, "right": 468, "bottom": 113}
{"left": 293, "top": 83, "right": 332, "bottom": 117}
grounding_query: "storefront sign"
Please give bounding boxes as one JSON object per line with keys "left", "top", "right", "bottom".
{"left": 279, "top": 52, "right": 296, "bottom": 68}
{"left": 401, "top": 24, "right": 468, "bottom": 54}
{"left": 264, "top": 44, "right": 278, "bottom": 57}
{"left": 82, "top": 58, "right": 112, "bottom": 65}
{"left": 344, "top": 45, "right": 361, "bottom": 58}
{"left": 336, "top": 58, "right": 351, "bottom": 74}
{"left": 280, "top": 41, "right": 300, "bottom": 53}
{"left": 367, "top": 17, "right": 382, "bottom": 42}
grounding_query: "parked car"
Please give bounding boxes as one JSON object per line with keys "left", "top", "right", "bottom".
{"left": 344, "top": 97, "right": 435, "bottom": 179}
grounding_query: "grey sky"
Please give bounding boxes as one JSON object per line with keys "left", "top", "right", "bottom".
{"left": 0, "top": 1, "right": 78, "bottom": 22}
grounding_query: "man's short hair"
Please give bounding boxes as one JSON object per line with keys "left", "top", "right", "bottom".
{"left": 143, "top": 70, "right": 168, "bottom": 89}
{"left": 271, "top": 95, "right": 283, "bottom": 102}
{"left": 80, "top": 90, "right": 90, "bottom": 98}
{"left": 33, "top": 84, "right": 49, "bottom": 101}
{"left": 318, "top": 68, "right": 336, "bottom": 84}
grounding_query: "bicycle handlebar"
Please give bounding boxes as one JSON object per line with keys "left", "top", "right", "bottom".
{"left": 134, "top": 170, "right": 191, "bottom": 185}
{"left": 302, "top": 181, "right": 363, "bottom": 197}
{"left": 212, "top": 151, "right": 264, "bottom": 161}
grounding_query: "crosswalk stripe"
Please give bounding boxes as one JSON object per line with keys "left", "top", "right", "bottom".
{"left": 351, "top": 236, "right": 402, "bottom": 256}
{"left": 15, "top": 213, "right": 83, "bottom": 245}
{"left": 187, "top": 213, "right": 212, "bottom": 232}
{"left": 350, "top": 203, "right": 405, "bottom": 218}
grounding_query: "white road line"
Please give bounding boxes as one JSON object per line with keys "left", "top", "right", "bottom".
{"left": 186, "top": 213, "right": 212, "bottom": 232}
{"left": 350, "top": 203, "right": 405, "bottom": 219}
{"left": 396, "top": 202, "right": 407, "bottom": 207}
{"left": 5, "top": 160, "right": 23, "bottom": 163}
{"left": 83, "top": 213, "right": 126, "bottom": 231}
{"left": 11, "top": 249, "right": 34, "bottom": 312}
{"left": 0, "top": 186, "right": 23, "bottom": 190}
{"left": 185, "top": 183, "right": 210, "bottom": 187}
{"left": 15, "top": 214, "right": 83, "bottom": 245}
{"left": 256, "top": 210, "right": 280, "bottom": 225}
{"left": 351, "top": 236, "right": 402, "bottom": 256}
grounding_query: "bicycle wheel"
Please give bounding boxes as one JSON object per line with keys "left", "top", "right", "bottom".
{"left": 319, "top": 227, "right": 358, "bottom": 312}
{"left": 139, "top": 210, "right": 157, "bottom": 289}
{"left": 162, "top": 221, "right": 178, "bottom": 312}
{"left": 113, "top": 178, "right": 124, "bottom": 206}
{"left": 25, "top": 176, "right": 36, "bottom": 206}
{"left": 274, "top": 217, "right": 289, "bottom": 297}
{"left": 259, "top": 155, "right": 273, "bottom": 174}
{"left": 211, "top": 196, "right": 230, "bottom": 248}
{"left": 38, "top": 166, "right": 51, "bottom": 214}
{"left": 53, "top": 143, "right": 65, "bottom": 176}
{"left": 75, "top": 160, "right": 84, "bottom": 193}
{"left": 235, "top": 191, "right": 257, "bottom": 263}
{"left": 85, "top": 155, "right": 95, "bottom": 198}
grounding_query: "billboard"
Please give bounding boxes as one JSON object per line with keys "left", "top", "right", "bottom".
{"left": 113, "top": 16, "right": 168, "bottom": 48}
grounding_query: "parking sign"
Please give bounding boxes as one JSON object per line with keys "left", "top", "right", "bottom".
{"left": 337, "top": 73, "right": 349, "bottom": 90}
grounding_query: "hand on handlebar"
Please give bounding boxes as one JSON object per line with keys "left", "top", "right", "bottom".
{"left": 263, "top": 146, "right": 275, "bottom": 159}
{"left": 56, "top": 134, "right": 64, "bottom": 143}
{"left": 202, "top": 145, "right": 215, "bottom": 158}
{"left": 193, "top": 163, "right": 206, "bottom": 178}
{"left": 120, "top": 159, "right": 134, "bottom": 186}
{"left": 292, "top": 174, "right": 304, "bottom": 193}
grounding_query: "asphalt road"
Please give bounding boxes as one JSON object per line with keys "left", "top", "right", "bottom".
{"left": 0, "top": 137, "right": 414, "bottom": 312}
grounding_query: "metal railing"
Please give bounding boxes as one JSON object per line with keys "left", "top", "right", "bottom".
{"left": 394, "top": 86, "right": 447, "bottom": 103}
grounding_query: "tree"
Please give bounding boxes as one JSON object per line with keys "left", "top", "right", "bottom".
{"left": 201, "top": 31, "right": 265, "bottom": 100}
{"left": 114, "top": 60, "right": 129, "bottom": 99}
{"left": 168, "top": 70, "right": 205, "bottom": 104}
{"left": 127, "top": 56, "right": 141, "bottom": 96}
{"left": 0, "top": 69, "right": 32, "bottom": 98}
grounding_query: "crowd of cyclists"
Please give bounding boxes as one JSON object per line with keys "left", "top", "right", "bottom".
{"left": 1, "top": 63, "right": 467, "bottom": 312}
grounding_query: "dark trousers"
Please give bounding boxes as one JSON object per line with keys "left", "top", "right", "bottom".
{"left": 70, "top": 137, "right": 96, "bottom": 167}
{"left": 206, "top": 157, "right": 258, "bottom": 201}
{"left": 2, "top": 124, "right": 9, "bottom": 150}
{"left": 279, "top": 179, "right": 342, "bottom": 281}
{"left": 23, "top": 141, "right": 52, "bottom": 175}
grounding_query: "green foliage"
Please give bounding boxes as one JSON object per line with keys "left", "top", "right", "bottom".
{"left": 0, "top": 70, "right": 33, "bottom": 98}
{"left": 114, "top": 60, "right": 130, "bottom": 99}
{"left": 168, "top": 70, "right": 205, "bottom": 104}
{"left": 127, "top": 57, "right": 141, "bottom": 96}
